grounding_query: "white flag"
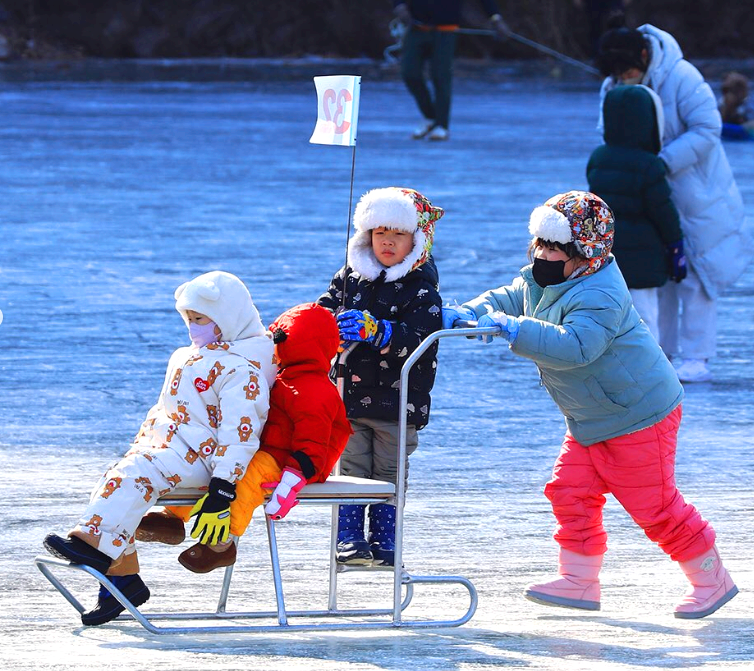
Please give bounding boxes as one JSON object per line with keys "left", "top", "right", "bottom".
{"left": 309, "top": 75, "right": 361, "bottom": 147}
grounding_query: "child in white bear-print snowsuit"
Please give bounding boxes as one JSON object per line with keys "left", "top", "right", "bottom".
{"left": 43, "top": 271, "right": 276, "bottom": 626}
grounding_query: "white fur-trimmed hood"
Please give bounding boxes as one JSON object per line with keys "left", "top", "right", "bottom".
{"left": 175, "top": 271, "right": 266, "bottom": 342}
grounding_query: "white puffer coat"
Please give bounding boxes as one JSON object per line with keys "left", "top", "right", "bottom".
{"left": 599, "top": 24, "right": 752, "bottom": 299}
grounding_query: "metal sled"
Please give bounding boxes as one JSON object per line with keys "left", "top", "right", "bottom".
{"left": 35, "top": 323, "right": 497, "bottom": 634}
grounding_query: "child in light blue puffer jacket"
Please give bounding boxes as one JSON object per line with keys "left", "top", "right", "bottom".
{"left": 443, "top": 191, "right": 737, "bottom": 620}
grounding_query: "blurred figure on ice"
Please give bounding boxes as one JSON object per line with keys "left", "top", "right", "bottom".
{"left": 392, "top": 0, "right": 510, "bottom": 141}
{"left": 572, "top": 0, "right": 631, "bottom": 58}
{"left": 43, "top": 271, "right": 276, "bottom": 625}
{"left": 718, "top": 72, "right": 754, "bottom": 139}
{"left": 135, "top": 303, "right": 353, "bottom": 574}
{"left": 318, "top": 187, "right": 443, "bottom": 566}
{"left": 587, "top": 84, "right": 685, "bottom": 340}
{"left": 596, "top": 22, "right": 752, "bottom": 383}
{"left": 443, "top": 191, "right": 738, "bottom": 619}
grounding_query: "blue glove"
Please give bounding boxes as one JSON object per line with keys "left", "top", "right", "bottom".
{"left": 441, "top": 304, "right": 476, "bottom": 329}
{"left": 337, "top": 309, "right": 393, "bottom": 350}
{"left": 667, "top": 240, "right": 687, "bottom": 283}
{"left": 476, "top": 311, "right": 520, "bottom": 344}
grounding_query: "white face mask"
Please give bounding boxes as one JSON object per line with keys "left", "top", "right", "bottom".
{"left": 189, "top": 321, "right": 220, "bottom": 348}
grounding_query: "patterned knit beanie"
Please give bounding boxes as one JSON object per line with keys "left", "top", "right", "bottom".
{"left": 529, "top": 191, "right": 615, "bottom": 277}
{"left": 348, "top": 187, "right": 444, "bottom": 281}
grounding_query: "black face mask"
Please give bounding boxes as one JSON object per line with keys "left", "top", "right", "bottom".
{"left": 532, "top": 257, "right": 567, "bottom": 287}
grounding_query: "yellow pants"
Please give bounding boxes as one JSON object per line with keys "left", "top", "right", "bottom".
{"left": 168, "top": 451, "right": 282, "bottom": 537}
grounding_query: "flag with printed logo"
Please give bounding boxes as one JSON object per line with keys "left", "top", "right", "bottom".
{"left": 309, "top": 75, "right": 361, "bottom": 147}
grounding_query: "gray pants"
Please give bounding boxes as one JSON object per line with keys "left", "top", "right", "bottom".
{"left": 340, "top": 418, "right": 419, "bottom": 490}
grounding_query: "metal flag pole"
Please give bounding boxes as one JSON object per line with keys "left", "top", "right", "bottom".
{"left": 308, "top": 74, "right": 362, "bottom": 310}
{"left": 341, "top": 143, "right": 357, "bottom": 310}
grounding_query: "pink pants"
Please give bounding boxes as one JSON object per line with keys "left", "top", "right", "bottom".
{"left": 544, "top": 406, "right": 715, "bottom": 562}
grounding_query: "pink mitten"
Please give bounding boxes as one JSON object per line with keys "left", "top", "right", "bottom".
{"left": 263, "top": 468, "right": 307, "bottom": 520}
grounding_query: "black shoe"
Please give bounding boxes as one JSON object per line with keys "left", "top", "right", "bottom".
{"left": 336, "top": 538, "right": 373, "bottom": 565}
{"left": 81, "top": 574, "right": 151, "bottom": 626}
{"left": 370, "top": 541, "right": 395, "bottom": 567}
{"left": 367, "top": 503, "right": 396, "bottom": 566}
{"left": 43, "top": 534, "right": 112, "bottom": 574}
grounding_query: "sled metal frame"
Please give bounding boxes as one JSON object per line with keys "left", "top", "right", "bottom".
{"left": 35, "top": 324, "right": 496, "bottom": 634}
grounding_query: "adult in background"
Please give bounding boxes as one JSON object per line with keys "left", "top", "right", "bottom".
{"left": 393, "top": 0, "right": 509, "bottom": 141}
{"left": 597, "top": 23, "right": 752, "bottom": 382}
{"left": 572, "top": 0, "right": 631, "bottom": 59}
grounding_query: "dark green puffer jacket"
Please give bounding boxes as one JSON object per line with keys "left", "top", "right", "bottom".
{"left": 587, "top": 85, "right": 682, "bottom": 288}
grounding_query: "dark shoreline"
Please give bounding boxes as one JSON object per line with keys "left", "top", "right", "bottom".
{"left": 1, "top": 56, "right": 753, "bottom": 85}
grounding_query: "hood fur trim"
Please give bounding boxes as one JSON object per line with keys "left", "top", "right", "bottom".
{"left": 348, "top": 229, "right": 427, "bottom": 282}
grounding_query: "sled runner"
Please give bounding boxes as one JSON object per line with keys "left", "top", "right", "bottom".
{"left": 35, "top": 322, "right": 496, "bottom": 634}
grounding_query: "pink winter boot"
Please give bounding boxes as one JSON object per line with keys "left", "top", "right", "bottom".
{"left": 674, "top": 545, "right": 738, "bottom": 619}
{"left": 525, "top": 548, "right": 602, "bottom": 611}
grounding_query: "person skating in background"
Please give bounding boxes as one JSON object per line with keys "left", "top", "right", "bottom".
{"left": 43, "top": 271, "right": 276, "bottom": 625}
{"left": 443, "top": 191, "right": 738, "bottom": 619}
{"left": 587, "top": 84, "right": 685, "bottom": 340}
{"left": 136, "top": 303, "right": 353, "bottom": 574}
{"left": 318, "top": 187, "right": 443, "bottom": 566}
{"left": 393, "top": 0, "right": 509, "bottom": 141}
{"left": 596, "top": 22, "right": 752, "bottom": 382}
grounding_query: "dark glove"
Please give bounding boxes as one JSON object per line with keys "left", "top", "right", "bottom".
{"left": 667, "top": 240, "right": 687, "bottom": 283}
{"left": 189, "top": 477, "right": 236, "bottom": 545}
{"left": 337, "top": 309, "right": 393, "bottom": 350}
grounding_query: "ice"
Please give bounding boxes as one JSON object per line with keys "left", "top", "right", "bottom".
{"left": 1, "top": 63, "right": 753, "bottom": 669}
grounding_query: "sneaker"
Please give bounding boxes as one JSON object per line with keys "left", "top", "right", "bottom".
{"left": 81, "top": 574, "right": 150, "bottom": 626}
{"left": 43, "top": 533, "right": 112, "bottom": 574}
{"left": 368, "top": 503, "right": 396, "bottom": 566}
{"left": 370, "top": 541, "right": 394, "bottom": 567}
{"left": 336, "top": 539, "right": 374, "bottom": 565}
{"left": 412, "top": 119, "right": 436, "bottom": 139}
{"left": 676, "top": 359, "right": 712, "bottom": 383}
{"left": 135, "top": 511, "right": 186, "bottom": 545}
{"left": 178, "top": 541, "right": 237, "bottom": 573}
{"left": 427, "top": 126, "right": 449, "bottom": 141}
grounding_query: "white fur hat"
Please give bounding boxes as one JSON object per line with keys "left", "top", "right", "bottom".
{"left": 174, "top": 271, "right": 265, "bottom": 342}
{"left": 354, "top": 187, "right": 422, "bottom": 234}
{"left": 348, "top": 187, "right": 443, "bottom": 282}
{"left": 528, "top": 206, "right": 572, "bottom": 244}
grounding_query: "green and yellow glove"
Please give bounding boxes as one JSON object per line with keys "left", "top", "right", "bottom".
{"left": 189, "top": 477, "right": 236, "bottom": 545}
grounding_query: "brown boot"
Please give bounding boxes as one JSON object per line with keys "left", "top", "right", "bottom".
{"left": 135, "top": 511, "right": 186, "bottom": 545}
{"left": 178, "top": 542, "right": 237, "bottom": 573}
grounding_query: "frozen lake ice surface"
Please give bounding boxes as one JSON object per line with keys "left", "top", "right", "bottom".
{"left": 1, "top": 60, "right": 753, "bottom": 670}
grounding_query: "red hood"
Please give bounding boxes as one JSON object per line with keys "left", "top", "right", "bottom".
{"left": 270, "top": 303, "right": 339, "bottom": 375}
